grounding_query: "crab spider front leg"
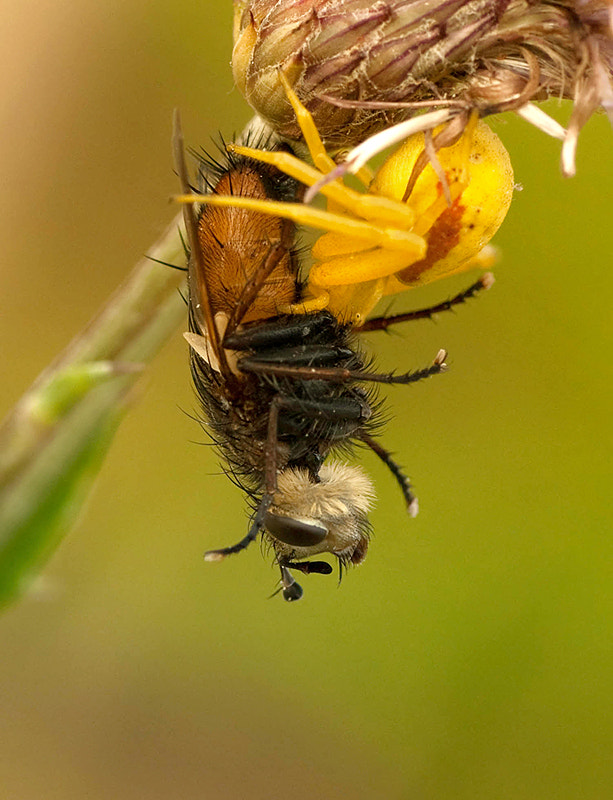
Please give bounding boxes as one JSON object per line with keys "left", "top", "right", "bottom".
{"left": 228, "top": 143, "right": 416, "bottom": 230}
{"left": 276, "top": 70, "right": 336, "bottom": 176}
{"left": 276, "top": 70, "right": 373, "bottom": 187}
{"left": 177, "top": 191, "right": 425, "bottom": 256}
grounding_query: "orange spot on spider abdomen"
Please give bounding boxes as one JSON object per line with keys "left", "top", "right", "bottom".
{"left": 397, "top": 198, "right": 465, "bottom": 284}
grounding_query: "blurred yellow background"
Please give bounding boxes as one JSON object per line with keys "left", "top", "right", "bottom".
{"left": 1, "top": 2, "right": 612, "bottom": 798}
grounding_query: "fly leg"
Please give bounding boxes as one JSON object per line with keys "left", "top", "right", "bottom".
{"left": 204, "top": 396, "right": 284, "bottom": 562}
{"left": 357, "top": 273, "right": 494, "bottom": 333}
{"left": 359, "top": 432, "right": 419, "bottom": 517}
{"left": 240, "top": 348, "right": 448, "bottom": 386}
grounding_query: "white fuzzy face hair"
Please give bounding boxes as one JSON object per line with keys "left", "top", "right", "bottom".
{"left": 266, "top": 462, "right": 375, "bottom": 565}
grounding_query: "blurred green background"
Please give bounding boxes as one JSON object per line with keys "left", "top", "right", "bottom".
{"left": 1, "top": 2, "right": 612, "bottom": 798}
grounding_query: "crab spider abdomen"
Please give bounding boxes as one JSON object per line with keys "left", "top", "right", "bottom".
{"left": 304, "top": 119, "right": 513, "bottom": 324}
{"left": 374, "top": 120, "right": 514, "bottom": 291}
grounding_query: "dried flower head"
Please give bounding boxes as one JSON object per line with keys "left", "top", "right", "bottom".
{"left": 233, "top": 0, "right": 613, "bottom": 174}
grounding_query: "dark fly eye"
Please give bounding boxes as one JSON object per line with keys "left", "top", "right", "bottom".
{"left": 264, "top": 513, "right": 328, "bottom": 547}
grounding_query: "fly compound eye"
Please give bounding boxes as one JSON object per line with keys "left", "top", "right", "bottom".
{"left": 264, "top": 512, "right": 328, "bottom": 548}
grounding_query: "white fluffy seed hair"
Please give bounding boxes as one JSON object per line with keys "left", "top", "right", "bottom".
{"left": 273, "top": 462, "right": 375, "bottom": 521}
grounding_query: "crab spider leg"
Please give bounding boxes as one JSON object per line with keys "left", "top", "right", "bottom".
{"left": 277, "top": 70, "right": 337, "bottom": 175}
{"left": 229, "top": 143, "right": 416, "bottom": 229}
{"left": 277, "top": 70, "right": 373, "bottom": 187}
{"left": 304, "top": 108, "right": 455, "bottom": 202}
{"left": 176, "top": 194, "right": 426, "bottom": 258}
{"left": 229, "top": 143, "right": 337, "bottom": 191}
{"left": 309, "top": 249, "right": 420, "bottom": 288}
{"left": 279, "top": 291, "right": 331, "bottom": 317}
{"left": 380, "top": 244, "right": 497, "bottom": 299}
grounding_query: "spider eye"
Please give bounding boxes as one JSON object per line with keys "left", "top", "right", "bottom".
{"left": 264, "top": 513, "right": 328, "bottom": 547}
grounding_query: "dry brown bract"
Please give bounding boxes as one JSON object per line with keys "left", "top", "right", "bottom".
{"left": 233, "top": 0, "right": 613, "bottom": 175}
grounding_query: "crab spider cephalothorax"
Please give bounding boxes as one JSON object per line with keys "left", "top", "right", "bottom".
{"left": 178, "top": 73, "right": 514, "bottom": 326}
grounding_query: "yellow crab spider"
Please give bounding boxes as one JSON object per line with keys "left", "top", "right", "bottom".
{"left": 178, "top": 73, "right": 514, "bottom": 326}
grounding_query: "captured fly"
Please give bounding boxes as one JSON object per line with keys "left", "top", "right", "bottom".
{"left": 173, "top": 115, "right": 453, "bottom": 601}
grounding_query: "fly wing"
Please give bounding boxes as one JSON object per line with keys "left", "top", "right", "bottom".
{"left": 172, "top": 110, "right": 232, "bottom": 380}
